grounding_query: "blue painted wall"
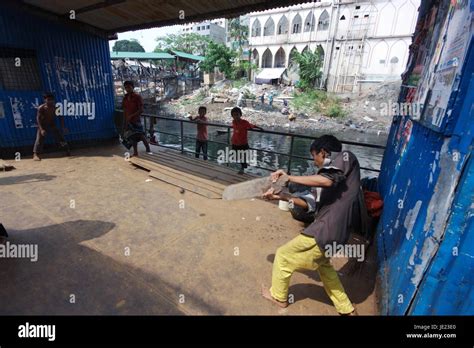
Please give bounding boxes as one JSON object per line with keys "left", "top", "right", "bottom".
{"left": 377, "top": 1, "right": 474, "bottom": 315}
{"left": 0, "top": 5, "right": 116, "bottom": 151}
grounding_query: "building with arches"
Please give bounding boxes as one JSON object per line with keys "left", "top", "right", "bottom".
{"left": 248, "top": 0, "right": 420, "bottom": 93}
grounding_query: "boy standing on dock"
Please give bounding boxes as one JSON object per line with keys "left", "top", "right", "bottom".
{"left": 230, "top": 107, "right": 263, "bottom": 174}
{"left": 188, "top": 106, "right": 208, "bottom": 160}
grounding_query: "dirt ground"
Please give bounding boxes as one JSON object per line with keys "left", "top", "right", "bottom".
{"left": 0, "top": 144, "right": 378, "bottom": 315}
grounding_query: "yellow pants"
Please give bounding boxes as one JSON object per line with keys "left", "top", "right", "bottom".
{"left": 270, "top": 233, "right": 354, "bottom": 314}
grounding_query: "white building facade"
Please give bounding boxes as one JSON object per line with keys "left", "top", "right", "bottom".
{"left": 248, "top": 0, "right": 420, "bottom": 92}
{"left": 181, "top": 19, "right": 226, "bottom": 44}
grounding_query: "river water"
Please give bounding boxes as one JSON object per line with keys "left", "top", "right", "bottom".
{"left": 151, "top": 117, "right": 387, "bottom": 178}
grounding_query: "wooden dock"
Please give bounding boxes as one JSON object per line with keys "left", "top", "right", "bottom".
{"left": 129, "top": 150, "right": 256, "bottom": 199}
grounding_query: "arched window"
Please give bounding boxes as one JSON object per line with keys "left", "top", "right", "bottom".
{"left": 263, "top": 17, "right": 275, "bottom": 36}
{"left": 277, "top": 15, "right": 289, "bottom": 35}
{"left": 316, "top": 44, "right": 325, "bottom": 65}
{"left": 274, "top": 47, "right": 286, "bottom": 68}
{"left": 261, "top": 48, "right": 273, "bottom": 68}
{"left": 251, "top": 19, "right": 261, "bottom": 37}
{"left": 292, "top": 14, "right": 302, "bottom": 34}
{"left": 304, "top": 12, "right": 316, "bottom": 32}
{"left": 289, "top": 47, "right": 299, "bottom": 63}
{"left": 318, "top": 10, "right": 330, "bottom": 30}
{"left": 252, "top": 49, "right": 259, "bottom": 66}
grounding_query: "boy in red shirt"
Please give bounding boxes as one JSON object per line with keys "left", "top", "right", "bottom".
{"left": 231, "top": 107, "right": 263, "bottom": 173}
{"left": 188, "top": 106, "right": 208, "bottom": 160}
{"left": 122, "top": 80, "right": 151, "bottom": 157}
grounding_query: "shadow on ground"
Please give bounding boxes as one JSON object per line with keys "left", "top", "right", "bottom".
{"left": 0, "top": 173, "right": 56, "bottom": 186}
{"left": 0, "top": 220, "right": 222, "bottom": 315}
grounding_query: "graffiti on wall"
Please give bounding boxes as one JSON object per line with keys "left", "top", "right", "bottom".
{"left": 44, "top": 57, "right": 111, "bottom": 101}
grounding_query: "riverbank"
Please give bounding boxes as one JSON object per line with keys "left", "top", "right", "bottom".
{"left": 163, "top": 80, "right": 400, "bottom": 139}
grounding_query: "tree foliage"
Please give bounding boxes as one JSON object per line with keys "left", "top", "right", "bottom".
{"left": 293, "top": 45, "right": 324, "bottom": 90}
{"left": 199, "top": 42, "right": 237, "bottom": 78}
{"left": 154, "top": 33, "right": 210, "bottom": 56}
{"left": 112, "top": 39, "right": 145, "bottom": 52}
{"left": 228, "top": 18, "right": 249, "bottom": 56}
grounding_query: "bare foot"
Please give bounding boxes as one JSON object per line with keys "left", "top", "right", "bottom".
{"left": 33, "top": 154, "right": 41, "bottom": 161}
{"left": 340, "top": 307, "right": 358, "bottom": 316}
{"left": 261, "top": 285, "right": 288, "bottom": 308}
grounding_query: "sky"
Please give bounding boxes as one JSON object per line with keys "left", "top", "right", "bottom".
{"left": 108, "top": 25, "right": 183, "bottom": 52}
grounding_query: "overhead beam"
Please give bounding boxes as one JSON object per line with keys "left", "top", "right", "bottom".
{"left": 5, "top": 0, "right": 110, "bottom": 38}
{"left": 12, "top": 0, "right": 314, "bottom": 37}
{"left": 72, "top": 0, "right": 126, "bottom": 15}
{"left": 108, "top": 0, "right": 314, "bottom": 34}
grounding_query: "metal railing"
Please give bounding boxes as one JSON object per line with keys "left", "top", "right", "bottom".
{"left": 136, "top": 112, "right": 385, "bottom": 175}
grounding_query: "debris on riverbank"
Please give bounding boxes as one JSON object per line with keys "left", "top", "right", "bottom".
{"left": 164, "top": 79, "right": 401, "bottom": 136}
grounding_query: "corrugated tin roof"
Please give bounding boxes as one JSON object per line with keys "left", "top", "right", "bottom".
{"left": 18, "top": 0, "right": 313, "bottom": 34}
{"left": 171, "top": 50, "right": 204, "bottom": 62}
{"left": 110, "top": 51, "right": 175, "bottom": 60}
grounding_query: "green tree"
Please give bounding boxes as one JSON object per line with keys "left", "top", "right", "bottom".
{"left": 293, "top": 45, "right": 324, "bottom": 90}
{"left": 228, "top": 18, "right": 249, "bottom": 57}
{"left": 154, "top": 33, "right": 210, "bottom": 56}
{"left": 228, "top": 18, "right": 252, "bottom": 79}
{"left": 200, "top": 42, "right": 237, "bottom": 78}
{"left": 112, "top": 39, "right": 145, "bottom": 52}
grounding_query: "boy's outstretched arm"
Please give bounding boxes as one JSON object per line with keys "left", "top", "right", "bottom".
{"left": 271, "top": 169, "right": 333, "bottom": 188}
{"left": 262, "top": 188, "right": 308, "bottom": 209}
{"left": 288, "top": 174, "right": 333, "bottom": 188}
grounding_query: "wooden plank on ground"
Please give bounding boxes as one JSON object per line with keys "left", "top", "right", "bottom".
{"left": 148, "top": 171, "right": 222, "bottom": 199}
{"left": 131, "top": 156, "right": 234, "bottom": 186}
{"left": 129, "top": 150, "right": 262, "bottom": 198}
{"left": 139, "top": 153, "right": 254, "bottom": 185}
{"left": 150, "top": 166, "right": 224, "bottom": 196}
{"left": 143, "top": 151, "right": 255, "bottom": 181}
{"left": 130, "top": 157, "right": 226, "bottom": 192}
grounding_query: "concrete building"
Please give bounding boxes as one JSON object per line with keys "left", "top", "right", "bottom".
{"left": 181, "top": 19, "right": 226, "bottom": 44}
{"left": 248, "top": 0, "right": 420, "bottom": 92}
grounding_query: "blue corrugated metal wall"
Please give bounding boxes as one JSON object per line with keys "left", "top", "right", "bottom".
{"left": 409, "top": 41, "right": 474, "bottom": 314}
{"left": 377, "top": 1, "right": 474, "bottom": 315}
{"left": 0, "top": 5, "right": 116, "bottom": 150}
